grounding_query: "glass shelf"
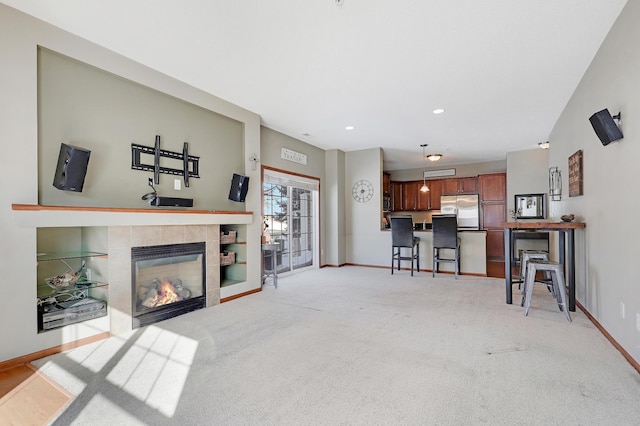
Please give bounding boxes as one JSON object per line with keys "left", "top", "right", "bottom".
{"left": 40, "top": 280, "right": 108, "bottom": 291}
{"left": 37, "top": 251, "right": 107, "bottom": 262}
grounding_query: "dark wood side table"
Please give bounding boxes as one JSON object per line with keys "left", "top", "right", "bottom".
{"left": 502, "top": 221, "right": 586, "bottom": 311}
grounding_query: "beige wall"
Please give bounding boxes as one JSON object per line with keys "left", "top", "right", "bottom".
{"left": 506, "top": 148, "right": 550, "bottom": 215}
{"left": 260, "top": 127, "right": 327, "bottom": 265}
{"left": 389, "top": 159, "right": 506, "bottom": 181}
{"left": 548, "top": 0, "right": 640, "bottom": 364}
{"left": 325, "top": 149, "right": 346, "bottom": 266}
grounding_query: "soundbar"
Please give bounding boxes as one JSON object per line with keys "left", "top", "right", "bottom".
{"left": 151, "top": 196, "right": 194, "bottom": 207}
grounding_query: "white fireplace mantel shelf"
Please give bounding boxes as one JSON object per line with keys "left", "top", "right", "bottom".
{"left": 12, "top": 204, "right": 254, "bottom": 227}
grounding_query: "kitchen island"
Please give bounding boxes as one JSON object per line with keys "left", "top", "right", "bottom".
{"left": 377, "top": 228, "right": 487, "bottom": 276}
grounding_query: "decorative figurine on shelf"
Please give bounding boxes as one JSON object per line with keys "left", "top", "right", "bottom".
{"left": 509, "top": 207, "right": 523, "bottom": 221}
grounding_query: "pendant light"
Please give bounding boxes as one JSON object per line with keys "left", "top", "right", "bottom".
{"left": 420, "top": 144, "right": 430, "bottom": 193}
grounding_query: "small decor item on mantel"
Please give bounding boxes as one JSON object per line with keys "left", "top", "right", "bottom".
{"left": 561, "top": 214, "right": 576, "bottom": 223}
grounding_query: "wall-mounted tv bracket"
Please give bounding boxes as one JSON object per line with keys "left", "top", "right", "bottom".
{"left": 131, "top": 135, "right": 200, "bottom": 187}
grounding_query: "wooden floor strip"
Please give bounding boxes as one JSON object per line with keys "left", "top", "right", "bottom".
{"left": 0, "top": 364, "right": 72, "bottom": 425}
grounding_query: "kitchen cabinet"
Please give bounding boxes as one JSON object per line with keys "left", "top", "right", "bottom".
{"left": 479, "top": 173, "right": 506, "bottom": 202}
{"left": 383, "top": 173, "right": 391, "bottom": 195}
{"left": 442, "top": 177, "right": 478, "bottom": 195}
{"left": 402, "top": 181, "right": 420, "bottom": 210}
{"left": 427, "top": 179, "right": 442, "bottom": 210}
{"left": 416, "top": 179, "right": 442, "bottom": 210}
{"left": 391, "top": 179, "right": 442, "bottom": 211}
{"left": 416, "top": 184, "right": 429, "bottom": 210}
{"left": 478, "top": 172, "right": 506, "bottom": 267}
{"left": 391, "top": 181, "right": 403, "bottom": 211}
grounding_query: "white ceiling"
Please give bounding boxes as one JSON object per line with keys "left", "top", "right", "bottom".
{"left": 3, "top": 0, "right": 628, "bottom": 170}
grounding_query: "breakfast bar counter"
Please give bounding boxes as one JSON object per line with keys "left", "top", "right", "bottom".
{"left": 501, "top": 221, "right": 586, "bottom": 311}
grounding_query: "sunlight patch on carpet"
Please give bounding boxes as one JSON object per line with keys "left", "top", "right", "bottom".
{"left": 105, "top": 326, "right": 198, "bottom": 417}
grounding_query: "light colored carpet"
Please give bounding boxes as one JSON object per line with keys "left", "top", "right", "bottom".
{"left": 33, "top": 266, "right": 640, "bottom": 425}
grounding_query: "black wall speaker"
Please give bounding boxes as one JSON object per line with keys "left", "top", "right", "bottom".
{"left": 53, "top": 143, "right": 91, "bottom": 192}
{"left": 589, "top": 108, "right": 623, "bottom": 146}
{"left": 228, "top": 173, "right": 249, "bottom": 202}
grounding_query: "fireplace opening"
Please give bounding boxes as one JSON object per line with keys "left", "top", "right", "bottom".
{"left": 131, "top": 242, "right": 206, "bottom": 328}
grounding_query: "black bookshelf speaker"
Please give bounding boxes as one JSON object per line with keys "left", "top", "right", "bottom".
{"left": 228, "top": 173, "right": 249, "bottom": 202}
{"left": 589, "top": 109, "right": 623, "bottom": 146}
{"left": 53, "top": 143, "right": 91, "bottom": 192}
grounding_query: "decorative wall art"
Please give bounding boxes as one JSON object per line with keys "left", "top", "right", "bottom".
{"left": 568, "top": 150, "right": 583, "bottom": 197}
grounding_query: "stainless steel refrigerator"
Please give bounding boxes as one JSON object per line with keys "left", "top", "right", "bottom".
{"left": 440, "top": 194, "right": 480, "bottom": 229}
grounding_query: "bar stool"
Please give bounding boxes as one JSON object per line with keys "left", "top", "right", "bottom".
{"left": 518, "top": 250, "right": 553, "bottom": 306}
{"left": 523, "top": 259, "right": 571, "bottom": 322}
{"left": 262, "top": 243, "right": 279, "bottom": 288}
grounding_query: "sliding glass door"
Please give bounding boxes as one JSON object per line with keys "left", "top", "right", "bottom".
{"left": 263, "top": 170, "right": 318, "bottom": 274}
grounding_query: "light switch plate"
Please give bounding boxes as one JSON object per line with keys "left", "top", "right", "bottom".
{"left": 174, "top": 179, "right": 181, "bottom": 190}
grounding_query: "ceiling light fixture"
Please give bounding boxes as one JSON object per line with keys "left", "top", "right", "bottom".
{"left": 420, "top": 144, "right": 430, "bottom": 193}
{"left": 427, "top": 154, "right": 442, "bottom": 162}
{"left": 345, "top": 126, "right": 355, "bottom": 130}
{"left": 539, "top": 141, "right": 550, "bottom": 149}
{"left": 433, "top": 108, "right": 446, "bottom": 114}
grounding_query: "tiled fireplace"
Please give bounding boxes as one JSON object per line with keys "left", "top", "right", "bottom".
{"left": 108, "top": 225, "right": 220, "bottom": 335}
{"left": 131, "top": 242, "right": 207, "bottom": 328}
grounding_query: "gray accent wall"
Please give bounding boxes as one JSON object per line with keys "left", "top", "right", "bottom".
{"left": 38, "top": 48, "right": 244, "bottom": 210}
{"left": 0, "top": 4, "right": 261, "bottom": 363}
{"left": 549, "top": 0, "right": 640, "bottom": 364}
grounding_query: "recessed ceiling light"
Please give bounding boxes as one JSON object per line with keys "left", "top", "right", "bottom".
{"left": 433, "top": 108, "right": 446, "bottom": 114}
{"left": 345, "top": 126, "right": 355, "bottom": 130}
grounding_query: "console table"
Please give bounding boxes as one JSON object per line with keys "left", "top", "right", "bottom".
{"left": 502, "top": 221, "right": 586, "bottom": 311}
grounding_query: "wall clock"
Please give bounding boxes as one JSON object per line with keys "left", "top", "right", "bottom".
{"left": 352, "top": 179, "right": 374, "bottom": 203}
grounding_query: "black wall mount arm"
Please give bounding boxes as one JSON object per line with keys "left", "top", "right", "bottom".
{"left": 131, "top": 135, "right": 200, "bottom": 187}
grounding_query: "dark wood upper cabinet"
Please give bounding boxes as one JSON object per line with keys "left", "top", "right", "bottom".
{"left": 383, "top": 173, "right": 391, "bottom": 195}
{"left": 427, "top": 179, "right": 442, "bottom": 210}
{"left": 391, "top": 181, "right": 403, "bottom": 211}
{"left": 402, "top": 181, "right": 419, "bottom": 210}
{"left": 479, "top": 172, "right": 506, "bottom": 202}
{"left": 416, "top": 184, "right": 430, "bottom": 210}
{"left": 442, "top": 177, "right": 478, "bottom": 195}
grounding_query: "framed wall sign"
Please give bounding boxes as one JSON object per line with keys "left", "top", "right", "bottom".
{"left": 281, "top": 148, "right": 307, "bottom": 165}
{"left": 568, "top": 150, "right": 583, "bottom": 197}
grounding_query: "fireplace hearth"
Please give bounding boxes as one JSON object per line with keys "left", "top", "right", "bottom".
{"left": 131, "top": 242, "right": 206, "bottom": 328}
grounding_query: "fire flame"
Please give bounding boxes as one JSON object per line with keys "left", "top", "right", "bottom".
{"left": 156, "top": 280, "right": 180, "bottom": 306}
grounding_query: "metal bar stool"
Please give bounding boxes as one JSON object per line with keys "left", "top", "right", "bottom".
{"left": 518, "top": 250, "right": 553, "bottom": 306}
{"left": 523, "top": 259, "right": 571, "bottom": 322}
{"left": 262, "top": 243, "right": 279, "bottom": 288}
